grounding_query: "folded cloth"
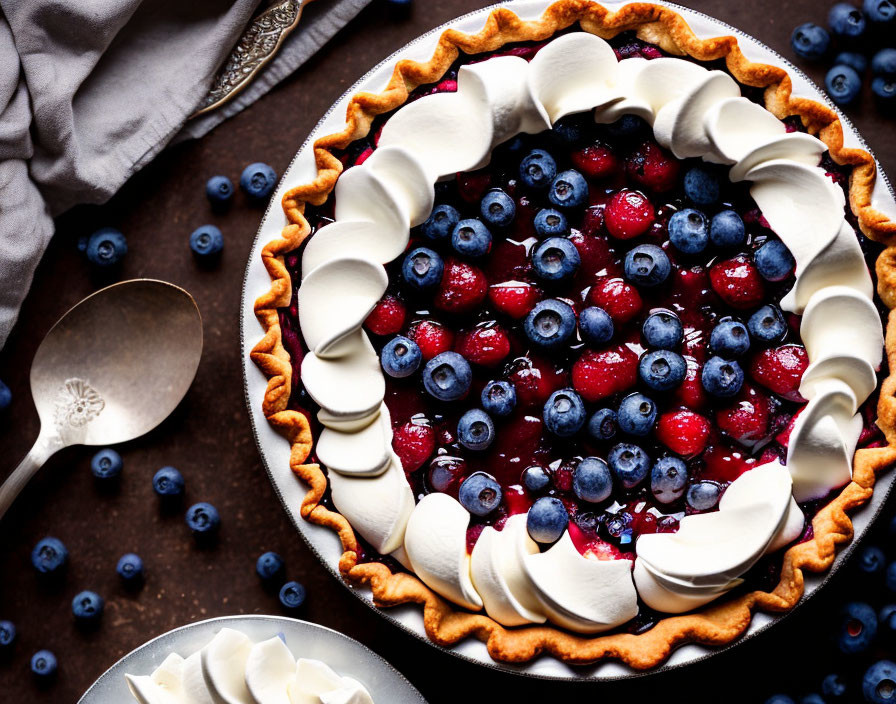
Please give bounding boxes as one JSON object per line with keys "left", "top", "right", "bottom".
{"left": 0, "top": 0, "right": 370, "bottom": 349}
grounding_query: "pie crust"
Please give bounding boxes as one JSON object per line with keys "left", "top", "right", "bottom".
{"left": 251, "top": 0, "right": 896, "bottom": 668}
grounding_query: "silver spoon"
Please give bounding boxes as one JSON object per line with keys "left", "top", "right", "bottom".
{"left": 0, "top": 279, "right": 203, "bottom": 518}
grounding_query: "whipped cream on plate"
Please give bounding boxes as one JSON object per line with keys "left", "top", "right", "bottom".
{"left": 125, "top": 627, "right": 373, "bottom": 704}
{"left": 292, "top": 30, "right": 883, "bottom": 624}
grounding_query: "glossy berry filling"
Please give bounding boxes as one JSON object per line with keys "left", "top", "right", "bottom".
{"left": 277, "top": 33, "right": 886, "bottom": 624}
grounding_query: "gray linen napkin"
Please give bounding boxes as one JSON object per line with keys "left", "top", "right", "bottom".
{"left": 0, "top": 0, "right": 370, "bottom": 349}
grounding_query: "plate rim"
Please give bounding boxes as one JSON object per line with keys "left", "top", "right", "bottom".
{"left": 239, "top": 0, "right": 896, "bottom": 681}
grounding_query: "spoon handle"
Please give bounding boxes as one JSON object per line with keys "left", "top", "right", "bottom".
{"left": 0, "top": 432, "right": 60, "bottom": 519}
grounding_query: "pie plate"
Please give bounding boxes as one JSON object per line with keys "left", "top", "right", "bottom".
{"left": 240, "top": 0, "right": 896, "bottom": 679}
{"left": 77, "top": 615, "right": 426, "bottom": 703}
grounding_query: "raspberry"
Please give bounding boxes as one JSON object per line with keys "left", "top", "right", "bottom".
{"left": 716, "top": 384, "right": 772, "bottom": 447}
{"left": 365, "top": 295, "right": 406, "bottom": 336}
{"left": 581, "top": 205, "right": 605, "bottom": 237}
{"left": 392, "top": 421, "right": 435, "bottom": 474}
{"left": 571, "top": 141, "right": 620, "bottom": 179}
{"left": 488, "top": 281, "right": 541, "bottom": 318}
{"left": 507, "top": 355, "right": 567, "bottom": 408}
{"left": 674, "top": 355, "right": 708, "bottom": 409}
{"left": 571, "top": 345, "right": 639, "bottom": 402}
{"left": 655, "top": 409, "right": 711, "bottom": 458}
{"left": 605, "top": 189, "right": 655, "bottom": 239}
{"left": 625, "top": 141, "right": 681, "bottom": 193}
{"left": 354, "top": 146, "right": 374, "bottom": 166}
{"left": 587, "top": 276, "right": 643, "bottom": 324}
{"left": 407, "top": 320, "right": 454, "bottom": 360}
{"left": 454, "top": 324, "right": 511, "bottom": 366}
{"left": 434, "top": 258, "right": 488, "bottom": 313}
{"left": 456, "top": 169, "right": 492, "bottom": 204}
{"left": 709, "top": 255, "right": 766, "bottom": 309}
{"left": 568, "top": 230, "right": 614, "bottom": 278}
{"left": 775, "top": 408, "right": 804, "bottom": 448}
{"left": 749, "top": 344, "right": 809, "bottom": 402}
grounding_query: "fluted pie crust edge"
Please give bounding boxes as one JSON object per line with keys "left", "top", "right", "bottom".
{"left": 250, "top": 0, "right": 896, "bottom": 669}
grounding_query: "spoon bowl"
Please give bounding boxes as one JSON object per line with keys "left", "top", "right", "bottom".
{"left": 0, "top": 280, "right": 202, "bottom": 517}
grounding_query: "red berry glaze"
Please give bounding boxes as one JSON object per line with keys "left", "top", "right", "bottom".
{"left": 749, "top": 344, "right": 809, "bottom": 402}
{"left": 709, "top": 255, "right": 766, "bottom": 309}
{"left": 456, "top": 169, "right": 492, "bottom": 203}
{"left": 365, "top": 295, "right": 406, "bottom": 336}
{"left": 605, "top": 189, "right": 655, "bottom": 239}
{"left": 434, "top": 258, "right": 488, "bottom": 313}
{"left": 655, "top": 409, "right": 711, "bottom": 458}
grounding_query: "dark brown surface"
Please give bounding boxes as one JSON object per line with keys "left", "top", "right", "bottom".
{"left": 1, "top": 1, "right": 895, "bottom": 702}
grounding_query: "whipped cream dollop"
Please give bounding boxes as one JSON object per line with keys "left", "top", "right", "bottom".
{"left": 294, "top": 30, "right": 883, "bottom": 622}
{"left": 125, "top": 627, "right": 373, "bottom": 704}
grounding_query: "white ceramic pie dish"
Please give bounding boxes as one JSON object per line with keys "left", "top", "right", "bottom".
{"left": 77, "top": 615, "right": 425, "bottom": 703}
{"left": 240, "top": 0, "right": 896, "bottom": 679}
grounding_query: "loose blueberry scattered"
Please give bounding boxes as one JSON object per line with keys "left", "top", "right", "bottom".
{"left": 839, "top": 602, "right": 878, "bottom": 653}
{"left": 0, "top": 620, "right": 16, "bottom": 654}
{"left": 31, "top": 537, "right": 68, "bottom": 576}
{"left": 279, "top": 581, "right": 306, "bottom": 610}
{"left": 185, "top": 502, "right": 221, "bottom": 539}
{"left": 826, "top": 64, "right": 863, "bottom": 106}
{"left": 240, "top": 162, "right": 277, "bottom": 201}
{"left": 90, "top": 448, "right": 123, "bottom": 481}
{"left": 116, "top": 553, "right": 144, "bottom": 585}
{"left": 30, "top": 650, "right": 57, "bottom": 681}
{"left": 256, "top": 551, "right": 286, "bottom": 583}
{"left": 829, "top": 2, "right": 867, "bottom": 43}
{"left": 791, "top": 23, "right": 831, "bottom": 60}
{"left": 189, "top": 225, "right": 224, "bottom": 259}
{"left": 0, "top": 379, "right": 11, "bottom": 411}
{"left": 153, "top": 466, "right": 185, "bottom": 498}
{"left": 71, "top": 590, "right": 104, "bottom": 624}
{"left": 85, "top": 227, "right": 128, "bottom": 267}
{"left": 205, "top": 175, "right": 234, "bottom": 208}
{"left": 863, "top": 660, "right": 896, "bottom": 704}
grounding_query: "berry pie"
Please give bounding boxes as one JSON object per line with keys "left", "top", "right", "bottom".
{"left": 252, "top": 0, "right": 896, "bottom": 667}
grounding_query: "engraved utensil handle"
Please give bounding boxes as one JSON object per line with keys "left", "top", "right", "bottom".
{"left": 0, "top": 430, "right": 62, "bottom": 519}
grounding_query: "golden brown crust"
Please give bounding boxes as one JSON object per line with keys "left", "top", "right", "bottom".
{"left": 251, "top": 0, "right": 896, "bottom": 668}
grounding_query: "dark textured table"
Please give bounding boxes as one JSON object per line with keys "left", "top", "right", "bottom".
{"left": 2, "top": 1, "right": 895, "bottom": 702}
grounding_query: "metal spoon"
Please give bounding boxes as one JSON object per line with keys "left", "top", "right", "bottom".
{"left": 0, "top": 279, "right": 203, "bottom": 517}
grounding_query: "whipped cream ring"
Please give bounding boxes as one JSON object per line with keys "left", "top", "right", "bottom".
{"left": 251, "top": 0, "right": 896, "bottom": 670}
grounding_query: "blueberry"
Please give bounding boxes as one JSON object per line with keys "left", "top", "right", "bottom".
{"left": 256, "top": 551, "right": 286, "bottom": 583}
{"left": 607, "top": 443, "right": 651, "bottom": 488}
{"left": 402, "top": 246, "right": 444, "bottom": 289}
{"left": 422, "top": 204, "right": 460, "bottom": 241}
{"left": 519, "top": 149, "right": 557, "bottom": 190}
{"left": 668, "top": 209, "right": 709, "bottom": 254}
{"left": 835, "top": 51, "right": 868, "bottom": 74}
{"left": 543, "top": 389, "right": 586, "bottom": 437}
{"left": 458, "top": 409, "right": 496, "bottom": 451}
{"left": 686, "top": 480, "right": 723, "bottom": 511}
{"left": 240, "top": 162, "right": 277, "bottom": 201}
{"left": 639, "top": 350, "right": 686, "bottom": 391}
{"left": 522, "top": 465, "right": 551, "bottom": 493}
{"left": 838, "top": 601, "right": 877, "bottom": 653}
{"left": 888, "top": 561, "right": 896, "bottom": 592}
{"left": 481, "top": 380, "right": 516, "bottom": 418}
{"left": 72, "top": 590, "right": 104, "bottom": 624}
{"left": 765, "top": 696, "right": 795, "bottom": 704}
{"left": 829, "top": 3, "right": 867, "bottom": 42}
{"left": 523, "top": 299, "right": 576, "bottom": 349}
{"left": 185, "top": 502, "right": 221, "bottom": 538}
{"left": 205, "top": 175, "right": 234, "bottom": 208}
{"left": 380, "top": 336, "right": 422, "bottom": 378}
{"left": 822, "top": 673, "right": 848, "bottom": 700}
{"left": 710, "top": 320, "right": 751, "bottom": 357}
{"left": 865, "top": 0, "right": 896, "bottom": 25}
{"left": 617, "top": 392, "right": 657, "bottom": 436}
{"left": 651, "top": 456, "right": 688, "bottom": 504}
{"left": 533, "top": 208, "right": 569, "bottom": 238}
{"left": 872, "top": 76, "right": 896, "bottom": 108}
{"left": 450, "top": 219, "right": 492, "bottom": 258}
{"left": 85, "top": 227, "right": 128, "bottom": 267}
{"left": 825, "top": 64, "right": 863, "bottom": 106}
{"left": 31, "top": 650, "right": 57, "bottom": 680}
{"left": 624, "top": 244, "right": 670, "bottom": 287}
{"left": 189, "top": 225, "right": 224, "bottom": 259}
{"left": 748, "top": 304, "right": 787, "bottom": 343}
{"left": 526, "top": 496, "right": 569, "bottom": 543}
{"left": 873, "top": 48, "right": 896, "bottom": 78}
{"left": 573, "top": 457, "right": 613, "bottom": 503}
{"left": 152, "top": 466, "right": 185, "bottom": 498}
{"left": 882, "top": 605, "right": 896, "bottom": 637}
{"left": 279, "top": 580, "right": 306, "bottom": 610}
{"left": 532, "top": 237, "right": 581, "bottom": 282}
{"left": 31, "top": 537, "right": 68, "bottom": 576}
{"left": 548, "top": 170, "right": 589, "bottom": 209}
{"left": 0, "top": 620, "right": 16, "bottom": 653}
{"left": 587, "top": 408, "right": 618, "bottom": 441}
{"left": 422, "top": 352, "right": 472, "bottom": 402}
{"left": 709, "top": 210, "right": 746, "bottom": 248}
{"left": 754, "top": 240, "right": 795, "bottom": 282}
{"left": 858, "top": 545, "right": 886, "bottom": 575}
{"left": 0, "top": 379, "right": 9, "bottom": 411}
{"left": 459, "top": 472, "right": 502, "bottom": 516}
{"left": 799, "top": 697, "right": 825, "bottom": 704}
{"left": 90, "top": 448, "right": 122, "bottom": 480}
{"left": 607, "top": 115, "right": 649, "bottom": 139}
{"left": 863, "top": 660, "right": 896, "bottom": 704}
{"left": 791, "top": 23, "right": 831, "bottom": 60}
{"left": 480, "top": 189, "right": 516, "bottom": 228}
{"left": 683, "top": 167, "right": 720, "bottom": 206}
{"left": 641, "top": 311, "right": 682, "bottom": 350}
{"left": 551, "top": 114, "right": 588, "bottom": 144}
{"left": 116, "top": 553, "right": 144, "bottom": 585}
{"left": 701, "top": 356, "right": 744, "bottom": 397}
{"left": 578, "top": 306, "right": 614, "bottom": 345}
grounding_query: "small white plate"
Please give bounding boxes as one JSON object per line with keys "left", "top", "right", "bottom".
{"left": 240, "top": 0, "right": 896, "bottom": 680}
{"left": 77, "top": 615, "right": 426, "bottom": 703}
